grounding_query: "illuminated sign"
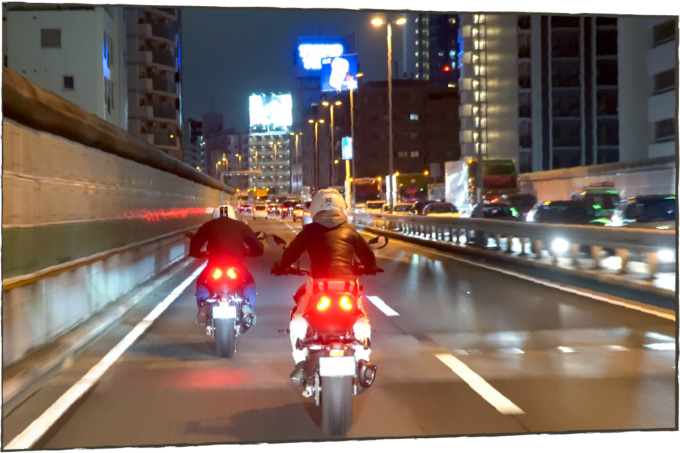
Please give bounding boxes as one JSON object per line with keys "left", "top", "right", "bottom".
{"left": 342, "top": 137, "right": 353, "bottom": 160}
{"left": 321, "top": 54, "right": 359, "bottom": 92}
{"left": 249, "top": 93, "right": 292, "bottom": 134}
{"left": 296, "top": 37, "right": 348, "bottom": 78}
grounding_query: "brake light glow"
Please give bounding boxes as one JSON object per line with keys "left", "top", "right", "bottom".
{"left": 212, "top": 269, "right": 223, "bottom": 279}
{"left": 227, "top": 268, "right": 238, "bottom": 279}
{"left": 339, "top": 296, "right": 353, "bottom": 311}
{"left": 317, "top": 296, "right": 331, "bottom": 311}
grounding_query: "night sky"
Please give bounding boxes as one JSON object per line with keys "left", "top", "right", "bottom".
{"left": 180, "top": 7, "right": 404, "bottom": 132}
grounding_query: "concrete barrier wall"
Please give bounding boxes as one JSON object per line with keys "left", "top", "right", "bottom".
{"left": 2, "top": 69, "right": 238, "bottom": 366}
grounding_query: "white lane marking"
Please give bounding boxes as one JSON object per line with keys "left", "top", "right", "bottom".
{"left": 366, "top": 295, "right": 400, "bottom": 317}
{"left": 394, "top": 240, "right": 675, "bottom": 322}
{"left": 435, "top": 353, "right": 525, "bottom": 415}
{"left": 5, "top": 263, "right": 207, "bottom": 450}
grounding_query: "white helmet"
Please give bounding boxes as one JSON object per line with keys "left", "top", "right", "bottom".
{"left": 310, "top": 188, "right": 347, "bottom": 217}
{"left": 212, "top": 204, "right": 236, "bottom": 220}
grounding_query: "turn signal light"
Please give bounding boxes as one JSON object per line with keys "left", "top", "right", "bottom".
{"left": 212, "top": 269, "right": 223, "bottom": 279}
{"left": 317, "top": 296, "right": 331, "bottom": 311}
{"left": 227, "top": 268, "right": 238, "bottom": 279}
{"left": 339, "top": 296, "right": 353, "bottom": 311}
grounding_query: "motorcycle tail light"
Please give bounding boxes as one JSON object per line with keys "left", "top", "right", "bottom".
{"left": 317, "top": 296, "right": 331, "bottom": 311}
{"left": 227, "top": 268, "right": 238, "bottom": 279}
{"left": 339, "top": 295, "right": 353, "bottom": 311}
{"left": 212, "top": 269, "right": 223, "bottom": 279}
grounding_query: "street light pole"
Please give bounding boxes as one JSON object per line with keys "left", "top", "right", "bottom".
{"left": 387, "top": 21, "right": 394, "bottom": 208}
{"left": 309, "top": 119, "right": 325, "bottom": 189}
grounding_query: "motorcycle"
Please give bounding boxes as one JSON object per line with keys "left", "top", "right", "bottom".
{"left": 267, "top": 233, "right": 388, "bottom": 436}
{"left": 186, "top": 230, "right": 266, "bottom": 358}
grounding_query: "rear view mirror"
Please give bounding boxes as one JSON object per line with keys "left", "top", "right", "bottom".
{"left": 266, "top": 234, "right": 287, "bottom": 250}
{"left": 368, "top": 235, "right": 389, "bottom": 250}
{"left": 184, "top": 231, "right": 195, "bottom": 239}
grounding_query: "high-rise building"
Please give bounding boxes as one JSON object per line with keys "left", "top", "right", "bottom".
{"left": 4, "top": 5, "right": 129, "bottom": 130}
{"left": 182, "top": 118, "right": 206, "bottom": 171}
{"left": 126, "top": 7, "right": 182, "bottom": 160}
{"left": 618, "top": 17, "right": 677, "bottom": 162}
{"left": 412, "top": 13, "right": 460, "bottom": 88}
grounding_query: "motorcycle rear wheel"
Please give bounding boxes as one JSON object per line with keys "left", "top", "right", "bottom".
{"left": 215, "top": 318, "right": 236, "bottom": 358}
{"left": 321, "top": 375, "right": 353, "bottom": 436}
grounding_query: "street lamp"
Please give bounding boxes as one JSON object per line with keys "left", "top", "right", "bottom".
{"left": 290, "top": 132, "right": 302, "bottom": 164}
{"left": 348, "top": 72, "right": 363, "bottom": 209}
{"left": 308, "top": 118, "right": 325, "bottom": 189}
{"left": 372, "top": 16, "right": 406, "bottom": 209}
{"left": 321, "top": 99, "right": 342, "bottom": 188}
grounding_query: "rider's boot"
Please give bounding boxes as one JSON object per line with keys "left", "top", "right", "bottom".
{"left": 195, "top": 302, "right": 210, "bottom": 325}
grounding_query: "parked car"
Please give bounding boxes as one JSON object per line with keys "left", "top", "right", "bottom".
{"left": 611, "top": 194, "right": 676, "bottom": 230}
{"left": 252, "top": 205, "right": 267, "bottom": 220}
{"left": 422, "top": 202, "right": 460, "bottom": 218}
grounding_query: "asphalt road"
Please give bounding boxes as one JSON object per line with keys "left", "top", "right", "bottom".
{"left": 2, "top": 215, "right": 677, "bottom": 450}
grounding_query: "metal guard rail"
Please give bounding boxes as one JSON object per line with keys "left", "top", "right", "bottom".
{"left": 351, "top": 212, "right": 677, "bottom": 280}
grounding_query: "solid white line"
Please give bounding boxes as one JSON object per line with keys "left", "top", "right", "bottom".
{"left": 435, "top": 353, "right": 524, "bottom": 415}
{"left": 366, "top": 295, "right": 400, "bottom": 317}
{"left": 396, "top": 240, "right": 675, "bottom": 321}
{"left": 5, "top": 263, "right": 207, "bottom": 450}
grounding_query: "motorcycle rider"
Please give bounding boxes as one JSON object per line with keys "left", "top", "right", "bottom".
{"left": 190, "top": 204, "right": 264, "bottom": 326}
{"left": 270, "top": 189, "right": 381, "bottom": 384}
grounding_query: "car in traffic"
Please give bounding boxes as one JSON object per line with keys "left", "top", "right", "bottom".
{"left": 301, "top": 200, "right": 313, "bottom": 225}
{"left": 611, "top": 194, "right": 676, "bottom": 230}
{"left": 239, "top": 204, "right": 253, "bottom": 214}
{"left": 408, "top": 200, "right": 431, "bottom": 216}
{"left": 422, "top": 202, "right": 460, "bottom": 218}
{"left": 503, "top": 193, "right": 538, "bottom": 221}
{"left": 292, "top": 204, "right": 305, "bottom": 221}
{"left": 365, "top": 200, "right": 386, "bottom": 214}
{"left": 267, "top": 204, "right": 281, "bottom": 217}
{"left": 252, "top": 204, "right": 267, "bottom": 220}
{"left": 472, "top": 202, "right": 520, "bottom": 220}
{"left": 382, "top": 203, "right": 412, "bottom": 214}
{"left": 281, "top": 200, "right": 297, "bottom": 218}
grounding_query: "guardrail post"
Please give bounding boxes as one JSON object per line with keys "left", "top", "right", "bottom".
{"left": 519, "top": 237, "right": 528, "bottom": 256}
{"left": 532, "top": 239, "right": 542, "bottom": 259}
{"left": 591, "top": 246, "right": 602, "bottom": 269}
{"left": 505, "top": 236, "right": 513, "bottom": 253}
{"left": 646, "top": 251, "right": 658, "bottom": 281}
{"left": 617, "top": 249, "right": 628, "bottom": 274}
{"left": 570, "top": 243, "right": 579, "bottom": 266}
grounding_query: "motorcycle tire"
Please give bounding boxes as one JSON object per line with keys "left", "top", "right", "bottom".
{"left": 321, "top": 375, "right": 353, "bottom": 436}
{"left": 215, "top": 318, "right": 236, "bottom": 358}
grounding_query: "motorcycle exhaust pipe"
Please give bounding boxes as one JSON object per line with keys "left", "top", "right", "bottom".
{"left": 358, "top": 360, "right": 377, "bottom": 388}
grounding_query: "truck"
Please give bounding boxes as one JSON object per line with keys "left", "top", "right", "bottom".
{"left": 394, "top": 173, "right": 428, "bottom": 203}
{"left": 254, "top": 188, "right": 269, "bottom": 203}
{"left": 444, "top": 158, "right": 519, "bottom": 215}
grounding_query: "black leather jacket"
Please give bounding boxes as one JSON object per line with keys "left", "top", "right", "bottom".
{"left": 276, "top": 211, "right": 377, "bottom": 280}
{"left": 190, "top": 217, "right": 264, "bottom": 263}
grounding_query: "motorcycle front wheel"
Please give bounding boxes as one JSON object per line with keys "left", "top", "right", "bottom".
{"left": 321, "top": 375, "right": 353, "bottom": 436}
{"left": 215, "top": 318, "right": 236, "bottom": 358}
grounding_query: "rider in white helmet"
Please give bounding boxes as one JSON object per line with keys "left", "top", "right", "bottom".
{"left": 190, "top": 204, "right": 263, "bottom": 325}
{"left": 271, "top": 188, "right": 380, "bottom": 384}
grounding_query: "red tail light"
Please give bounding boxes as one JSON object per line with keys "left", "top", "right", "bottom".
{"left": 212, "top": 269, "right": 223, "bottom": 279}
{"left": 227, "top": 268, "right": 238, "bottom": 279}
{"left": 317, "top": 296, "right": 331, "bottom": 311}
{"left": 339, "top": 296, "right": 353, "bottom": 311}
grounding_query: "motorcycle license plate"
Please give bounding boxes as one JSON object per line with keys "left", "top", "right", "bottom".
{"left": 319, "top": 356, "right": 356, "bottom": 377}
{"left": 212, "top": 305, "right": 237, "bottom": 319}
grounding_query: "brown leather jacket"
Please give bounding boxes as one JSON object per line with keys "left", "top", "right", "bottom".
{"left": 276, "top": 211, "right": 378, "bottom": 280}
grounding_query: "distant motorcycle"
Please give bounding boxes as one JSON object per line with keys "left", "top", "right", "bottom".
{"left": 268, "top": 233, "right": 387, "bottom": 436}
{"left": 186, "top": 231, "right": 265, "bottom": 358}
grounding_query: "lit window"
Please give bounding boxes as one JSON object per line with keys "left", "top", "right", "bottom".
{"left": 410, "top": 114, "right": 419, "bottom": 120}
{"left": 410, "top": 151, "right": 420, "bottom": 158}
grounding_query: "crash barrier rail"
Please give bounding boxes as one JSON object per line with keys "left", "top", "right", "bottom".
{"left": 351, "top": 212, "right": 677, "bottom": 285}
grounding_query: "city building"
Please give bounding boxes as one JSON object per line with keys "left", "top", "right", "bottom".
{"left": 618, "top": 17, "right": 676, "bottom": 162}
{"left": 4, "top": 5, "right": 129, "bottom": 130}
{"left": 412, "top": 13, "right": 461, "bottom": 88}
{"left": 182, "top": 118, "right": 206, "bottom": 171}
{"left": 353, "top": 80, "right": 460, "bottom": 179}
{"left": 248, "top": 93, "right": 293, "bottom": 194}
{"left": 126, "top": 7, "right": 183, "bottom": 160}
